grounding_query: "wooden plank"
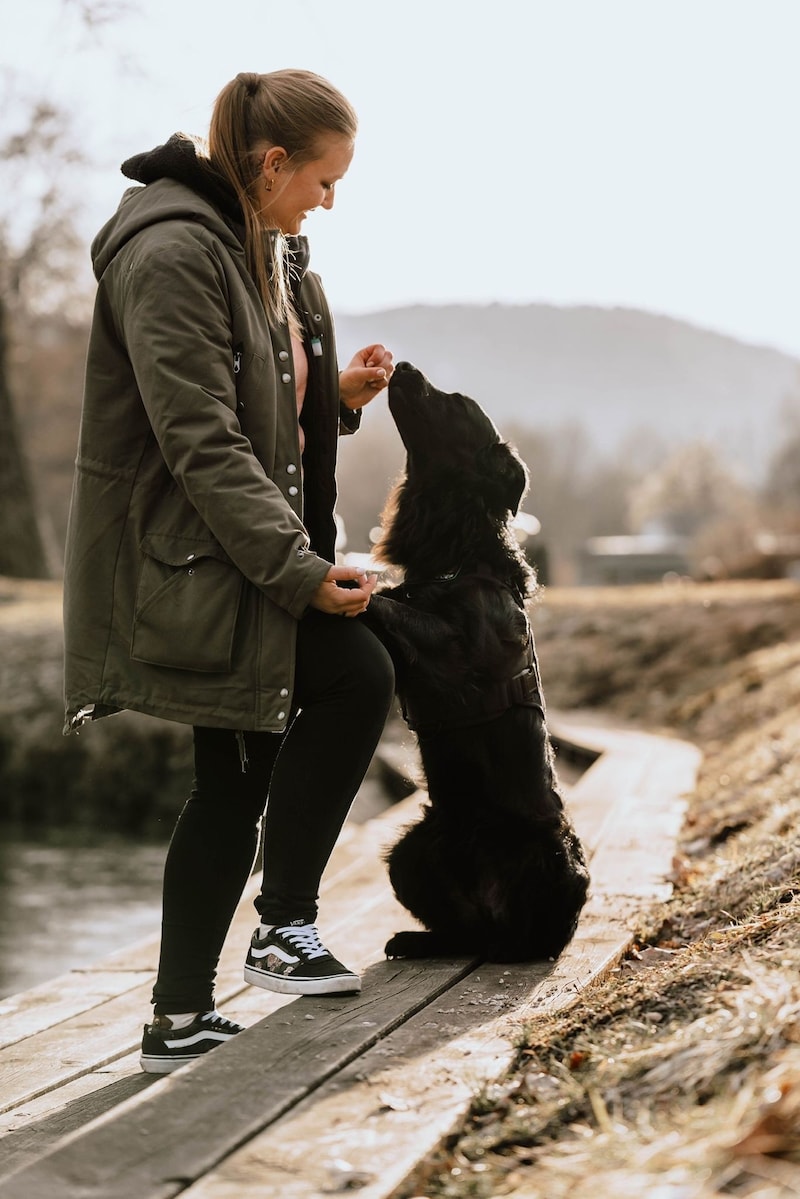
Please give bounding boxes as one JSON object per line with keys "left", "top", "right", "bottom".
{"left": 0, "top": 792, "right": 426, "bottom": 1119}
{"left": 0, "top": 956, "right": 479, "bottom": 1199}
{"left": 0, "top": 719, "right": 699, "bottom": 1199}
{"left": 0, "top": 886, "right": 361, "bottom": 1118}
{"left": 164, "top": 910, "right": 635, "bottom": 1199}
{"left": 560, "top": 717, "right": 700, "bottom": 863}
{"left": 0, "top": 789, "right": 426, "bottom": 1052}
{"left": 585, "top": 736, "right": 700, "bottom": 900}
{"left": 0, "top": 716, "right": 668, "bottom": 1128}
{"left": 0, "top": 971, "right": 155, "bottom": 1053}
{"left": 0, "top": 1060, "right": 152, "bottom": 1183}
{"left": 562, "top": 747, "right": 654, "bottom": 853}
{"left": 0, "top": 728, "right": 699, "bottom": 1199}
{"left": 167, "top": 733, "right": 701, "bottom": 1199}
{"left": 0, "top": 875, "right": 407, "bottom": 1175}
{"left": 0, "top": 979, "right": 164, "bottom": 1120}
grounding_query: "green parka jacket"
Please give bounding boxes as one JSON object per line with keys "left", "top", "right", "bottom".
{"left": 63, "top": 137, "right": 359, "bottom": 735}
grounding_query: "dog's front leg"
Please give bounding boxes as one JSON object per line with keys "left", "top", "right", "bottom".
{"left": 361, "top": 594, "right": 456, "bottom": 666}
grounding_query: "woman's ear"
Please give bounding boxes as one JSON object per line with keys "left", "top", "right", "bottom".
{"left": 261, "top": 146, "right": 288, "bottom": 176}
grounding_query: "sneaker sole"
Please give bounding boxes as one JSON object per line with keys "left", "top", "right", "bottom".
{"left": 243, "top": 964, "right": 361, "bottom": 995}
{"left": 140, "top": 1053, "right": 201, "bottom": 1074}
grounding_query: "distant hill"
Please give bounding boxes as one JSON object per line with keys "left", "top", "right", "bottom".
{"left": 334, "top": 304, "right": 800, "bottom": 480}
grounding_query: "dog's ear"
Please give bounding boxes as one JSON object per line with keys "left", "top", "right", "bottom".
{"left": 479, "top": 442, "right": 529, "bottom": 515}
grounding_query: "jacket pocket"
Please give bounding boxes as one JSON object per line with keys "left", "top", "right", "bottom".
{"left": 131, "top": 534, "right": 244, "bottom": 673}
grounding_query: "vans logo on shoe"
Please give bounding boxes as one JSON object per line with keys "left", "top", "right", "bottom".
{"left": 250, "top": 944, "right": 298, "bottom": 966}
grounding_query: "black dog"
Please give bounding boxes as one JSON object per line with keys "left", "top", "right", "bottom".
{"left": 363, "top": 362, "right": 589, "bottom": 962}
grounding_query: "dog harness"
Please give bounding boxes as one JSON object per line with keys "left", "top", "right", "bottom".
{"left": 395, "top": 569, "right": 546, "bottom": 735}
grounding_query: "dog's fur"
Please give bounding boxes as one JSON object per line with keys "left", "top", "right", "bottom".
{"left": 363, "top": 362, "right": 590, "bottom": 962}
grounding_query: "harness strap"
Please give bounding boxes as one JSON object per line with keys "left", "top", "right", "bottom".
{"left": 401, "top": 633, "right": 545, "bottom": 735}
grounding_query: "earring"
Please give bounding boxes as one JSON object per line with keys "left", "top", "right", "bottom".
{"left": 264, "top": 177, "right": 273, "bottom": 193}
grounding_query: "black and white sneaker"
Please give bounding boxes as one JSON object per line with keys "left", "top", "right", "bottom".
{"left": 140, "top": 1010, "right": 244, "bottom": 1074}
{"left": 244, "top": 920, "right": 361, "bottom": 995}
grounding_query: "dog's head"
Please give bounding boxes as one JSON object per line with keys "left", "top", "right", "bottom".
{"left": 387, "top": 362, "right": 528, "bottom": 516}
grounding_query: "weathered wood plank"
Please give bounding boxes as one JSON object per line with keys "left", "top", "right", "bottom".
{"left": 169, "top": 912, "right": 635, "bottom": 1198}
{"left": 0, "top": 956, "right": 479, "bottom": 1199}
{"left": 0, "top": 878, "right": 387, "bottom": 1118}
{"left": 0, "top": 790, "right": 426, "bottom": 1053}
{"left": 0, "top": 792, "right": 425, "bottom": 1118}
{"left": 0, "top": 972, "right": 155, "bottom": 1054}
{"left": 585, "top": 737, "right": 700, "bottom": 900}
{"left": 560, "top": 719, "right": 700, "bottom": 867}
{"left": 0, "top": 714, "right": 659, "bottom": 1127}
{"left": 0, "top": 879, "right": 408, "bottom": 1175}
{"left": 0, "top": 1063, "right": 153, "bottom": 1182}
{"left": 0, "top": 718, "right": 700, "bottom": 1199}
{"left": 168, "top": 733, "right": 700, "bottom": 1199}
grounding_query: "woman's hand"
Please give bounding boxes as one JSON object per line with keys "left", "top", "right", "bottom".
{"left": 308, "top": 565, "right": 378, "bottom": 616}
{"left": 339, "top": 344, "right": 394, "bottom": 410}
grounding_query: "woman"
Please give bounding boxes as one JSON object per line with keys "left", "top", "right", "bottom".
{"left": 62, "top": 70, "right": 396, "bottom": 1074}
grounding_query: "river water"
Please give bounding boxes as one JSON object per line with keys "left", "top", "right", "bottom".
{"left": 0, "top": 743, "right": 578, "bottom": 1000}
{"left": 0, "top": 832, "right": 167, "bottom": 999}
{"left": 0, "top": 769, "right": 402, "bottom": 1000}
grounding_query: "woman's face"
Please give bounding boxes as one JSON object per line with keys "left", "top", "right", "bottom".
{"left": 261, "top": 134, "right": 354, "bottom": 235}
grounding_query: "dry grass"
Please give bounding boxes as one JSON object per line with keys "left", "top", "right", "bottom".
{"left": 399, "top": 580, "right": 800, "bottom": 1199}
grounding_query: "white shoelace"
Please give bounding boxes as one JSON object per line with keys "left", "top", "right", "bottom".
{"left": 275, "top": 923, "right": 328, "bottom": 960}
{"left": 200, "top": 1010, "right": 242, "bottom": 1032}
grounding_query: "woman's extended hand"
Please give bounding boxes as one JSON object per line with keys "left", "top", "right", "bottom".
{"left": 339, "top": 344, "right": 394, "bottom": 410}
{"left": 309, "top": 565, "right": 378, "bottom": 616}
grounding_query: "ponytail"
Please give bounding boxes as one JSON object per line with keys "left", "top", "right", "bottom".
{"left": 208, "top": 70, "right": 357, "bottom": 328}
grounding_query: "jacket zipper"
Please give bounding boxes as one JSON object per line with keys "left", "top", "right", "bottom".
{"left": 235, "top": 730, "right": 249, "bottom": 773}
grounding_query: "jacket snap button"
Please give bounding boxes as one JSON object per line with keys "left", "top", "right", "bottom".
{"left": 277, "top": 710, "right": 286, "bottom": 721}
{"left": 296, "top": 548, "right": 305, "bottom": 558}
{"left": 281, "top": 372, "right": 292, "bottom": 383}
{"left": 288, "top": 486, "right": 298, "bottom": 497}
{"left": 287, "top": 463, "right": 297, "bottom": 474}
{"left": 313, "top": 313, "right": 322, "bottom": 322}
{"left": 278, "top": 350, "right": 289, "bottom": 361}
{"left": 280, "top": 688, "right": 289, "bottom": 698}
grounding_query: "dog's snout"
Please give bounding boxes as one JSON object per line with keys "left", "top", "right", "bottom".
{"left": 391, "top": 361, "right": 429, "bottom": 399}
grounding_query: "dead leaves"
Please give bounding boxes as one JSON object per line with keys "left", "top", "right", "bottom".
{"left": 731, "top": 1075, "right": 800, "bottom": 1163}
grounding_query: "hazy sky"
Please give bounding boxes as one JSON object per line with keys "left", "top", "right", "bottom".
{"left": 4, "top": 0, "right": 799, "bottom": 359}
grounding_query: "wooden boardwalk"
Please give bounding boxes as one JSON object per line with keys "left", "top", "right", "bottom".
{"left": 0, "top": 713, "right": 701, "bottom": 1199}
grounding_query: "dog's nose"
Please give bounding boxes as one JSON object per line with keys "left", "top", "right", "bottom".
{"left": 395, "top": 361, "right": 417, "bottom": 374}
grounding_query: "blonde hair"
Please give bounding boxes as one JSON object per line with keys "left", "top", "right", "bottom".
{"left": 208, "top": 70, "right": 357, "bottom": 327}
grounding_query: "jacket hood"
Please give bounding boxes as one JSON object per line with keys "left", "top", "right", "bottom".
{"left": 91, "top": 133, "right": 246, "bottom": 279}
{"left": 91, "top": 133, "right": 311, "bottom": 290}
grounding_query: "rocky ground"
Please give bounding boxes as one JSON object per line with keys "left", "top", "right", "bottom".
{"left": 398, "top": 579, "right": 800, "bottom": 1199}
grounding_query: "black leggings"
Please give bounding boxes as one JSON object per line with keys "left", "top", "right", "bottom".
{"left": 152, "top": 609, "right": 395, "bottom": 1014}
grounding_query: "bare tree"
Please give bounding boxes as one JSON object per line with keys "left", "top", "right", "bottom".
{"left": 762, "top": 391, "right": 800, "bottom": 511}
{"left": 0, "top": 1, "right": 134, "bottom": 578}
{"left": 628, "top": 441, "right": 754, "bottom": 538}
{"left": 0, "top": 97, "right": 85, "bottom": 578}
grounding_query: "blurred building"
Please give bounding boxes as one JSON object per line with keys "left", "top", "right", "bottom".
{"left": 578, "top": 533, "right": 691, "bottom": 585}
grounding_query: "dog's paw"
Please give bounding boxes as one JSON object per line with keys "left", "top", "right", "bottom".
{"left": 384, "top": 930, "right": 452, "bottom": 959}
{"left": 384, "top": 930, "right": 426, "bottom": 959}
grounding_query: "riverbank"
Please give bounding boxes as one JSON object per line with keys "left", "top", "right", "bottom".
{"left": 0, "top": 577, "right": 416, "bottom": 832}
